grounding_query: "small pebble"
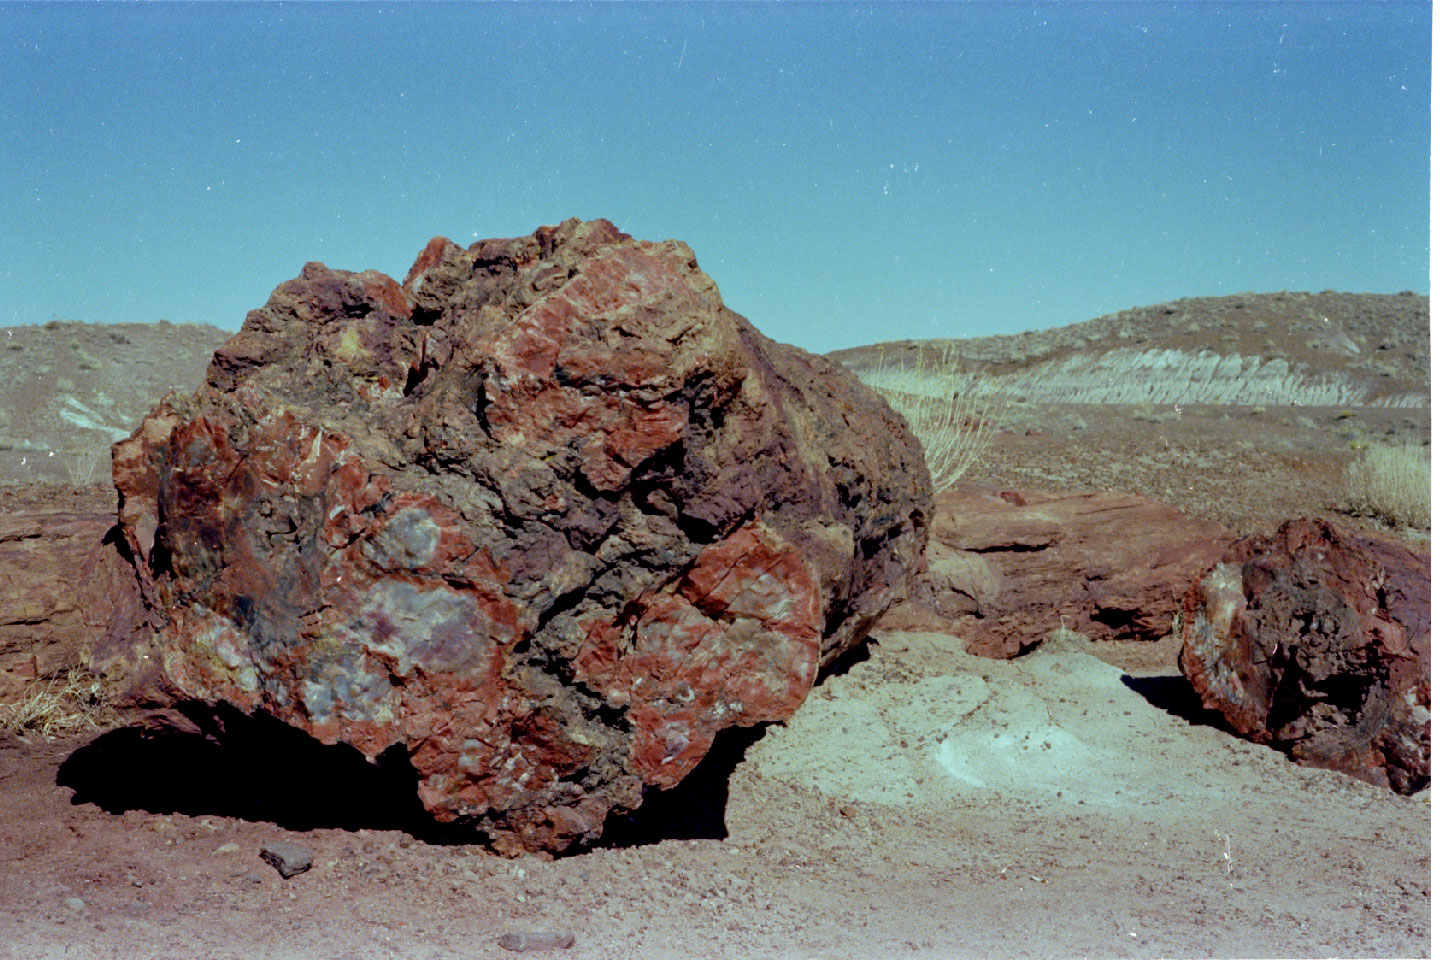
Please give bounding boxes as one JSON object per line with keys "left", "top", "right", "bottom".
{"left": 63, "top": 897, "right": 85, "bottom": 914}
{"left": 260, "top": 841, "right": 314, "bottom": 879}
{"left": 214, "top": 842, "right": 241, "bottom": 855}
{"left": 499, "top": 931, "right": 576, "bottom": 952}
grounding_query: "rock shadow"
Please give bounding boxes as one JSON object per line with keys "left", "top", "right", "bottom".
{"left": 592, "top": 643, "right": 871, "bottom": 852}
{"left": 1121, "top": 674, "right": 1230, "bottom": 730}
{"left": 596, "top": 722, "right": 772, "bottom": 850}
{"left": 816, "top": 635, "right": 875, "bottom": 683}
{"left": 56, "top": 702, "right": 472, "bottom": 843}
{"left": 58, "top": 700, "right": 778, "bottom": 853}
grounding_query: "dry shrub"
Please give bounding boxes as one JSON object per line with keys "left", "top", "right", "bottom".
{"left": 852, "top": 346, "right": 1001, "bottom": 492}
{"left": 0, "top": 669, "right": 118, "bottom": 739}
{"left": 1046, "top": 616, "right": 1091, "bottom": 647}
{"left": 1343, "top": 443, "right": 1431, "bottom": 529}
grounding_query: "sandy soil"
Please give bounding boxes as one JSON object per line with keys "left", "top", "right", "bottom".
{"left": 0, "top": 628, "right": 1429, "bottom": 960}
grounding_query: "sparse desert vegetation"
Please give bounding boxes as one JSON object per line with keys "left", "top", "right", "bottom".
{"left": 1343, "top": 443, "right": 1431, "bottom": 530}
{"left": 852, "top": 344, "right": 1001, "bottom": 491}
{"left": 837, "top": 291, "right": 1430, "bottom": 541}
{"left": 0, "top": 668, "right": 117, "bottom": 739}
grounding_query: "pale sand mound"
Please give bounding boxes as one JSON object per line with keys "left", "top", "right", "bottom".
{"left": 748, "top": 635, "right": 1244, "bottom": 810}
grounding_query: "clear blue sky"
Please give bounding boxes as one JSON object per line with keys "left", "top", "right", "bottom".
{"left": 1, "top": 2, "right": 1430, "bottom": 354}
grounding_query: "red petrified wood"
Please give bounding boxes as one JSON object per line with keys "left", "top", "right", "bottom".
{"left": 1180, "top": 518, "right": 1429, "bottom": 795}
{"left": 880, "top": 485, "right": 1232, "bottom": 658}
{"left": 107, "top": 219, "right": 931, "bottom": 854}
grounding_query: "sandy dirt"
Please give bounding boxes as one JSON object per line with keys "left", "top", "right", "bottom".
{"left": 0, "top": 628, "right": 1429, "bottom": 960}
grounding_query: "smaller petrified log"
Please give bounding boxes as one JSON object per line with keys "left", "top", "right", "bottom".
{"left": 1180, "top": 518, "right": 1429, "bottom": 795}
{"left": 879, "top": 485, "right": 1231, "bottom": 658}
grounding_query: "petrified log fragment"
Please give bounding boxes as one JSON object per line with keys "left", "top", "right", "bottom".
{"left": 880, "top": 485, "right": 1231, "bottom": 658}
{"left": 1181, "top": 518, "right": 1429, "bottom": 794}
{"left": 0, "top": 512, "right": 141, "bottom": 699}
{"left": 109, "top": 218, "right": 931, "bottom": 853}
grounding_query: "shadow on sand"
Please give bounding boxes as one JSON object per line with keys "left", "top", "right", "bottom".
{"left": 1120, "top": 673, "right": 1231, "bottom": 730}
{"left": 56, "top": 700, "right": 778, "bottom": 854}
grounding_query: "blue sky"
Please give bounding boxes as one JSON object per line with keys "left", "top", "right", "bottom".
{"left": 1, "top": 2, "right": 1430, "bottom": 354}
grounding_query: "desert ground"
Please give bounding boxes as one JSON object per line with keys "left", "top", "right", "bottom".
{"left": 0, "top": 293, "right": 1429, "bottom": 959}
{"left": 0, "top": 625, "right": 1430, "bottom": 960}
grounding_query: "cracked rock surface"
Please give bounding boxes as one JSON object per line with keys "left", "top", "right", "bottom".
{"left": 1181, "top": 517, "right": 1429, "bottom": 795}
{"left": 107, "top": 218, "right": 931, "bottom": 854}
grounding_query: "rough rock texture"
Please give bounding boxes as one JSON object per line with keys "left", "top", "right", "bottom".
{"left": 1180, "top": 518, "right": 1429, "bottom": 795}
{"left": 107, "top": 218, "right": 931, "bottom": 855}
{"left": 0, "top": 513, "right": 140, "bottom": 699}
{"left": 878, "top": 485, "right": 1231, "bottom": 658}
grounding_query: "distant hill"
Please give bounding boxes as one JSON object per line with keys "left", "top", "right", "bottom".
{"left": 0, "top": 290, "right": 1429, "bottom": 488}
{"left": 0, "top": 320, "right": 230, "bottom": 486}
{"left": 830, "top": 291, "right": 1429, "bottom": 408}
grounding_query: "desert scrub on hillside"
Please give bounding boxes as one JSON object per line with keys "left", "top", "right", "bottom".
{"left": 1343, "top": 443, "right": 1431, "bottom": 530}
{"left": 0, "top": 668, "right": 118, "bottom": 738}
{"left": 64, "top": 446, "right": 107, "bottom": 487}
{"left": 850, "top": 345, "right": 1001, "bottom": 492}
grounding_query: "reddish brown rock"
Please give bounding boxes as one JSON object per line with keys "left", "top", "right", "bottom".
{"left": 0, "top": 512, "right": 142, "bottom": 699}
{"left": 107, "top": 218, "right": 931, "bottom": 854}
{"left": 879, "top": 484, "right": 1231, "bottom": 658}
{"left": 1180, "top": 518, "right": 1429, "bottom": 795}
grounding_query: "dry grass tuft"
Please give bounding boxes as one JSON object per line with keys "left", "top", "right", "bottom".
{"left": 852, "top": 345, "right": 1003, "bottom": 492}
{"left": 1343, "top": 443, "right": 1431, "bottom": 530}
{"left": 1045, "top": 617, "right": 1091, "bottom": 648}
{"left": 0, "top": 669, "right": 119, "bottom": 739}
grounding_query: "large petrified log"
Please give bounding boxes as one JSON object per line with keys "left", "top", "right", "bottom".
{"left": 1180, "top": 518, "right": 1429, "bottom": 795}
{"left": 107, "top": 218, "right": 931, "bottom": 854}
{"left": 879, "top": 485, "right": 1232, "bottom": 658}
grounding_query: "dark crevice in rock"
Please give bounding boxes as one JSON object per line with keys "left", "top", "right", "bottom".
{"left": 628, "top": 441, "right": 686, "bottom": 521}
{"left": 101, "top": 522, "right": 133, "bottom": 563}
{"left": 1091, "top": 607, "right": 1137, "bottom": 632}
{"left": 816, "top": 636, "right": 875, "bottom": 684}
{"left": 971, "top": 541, "right": 1053, "bottom": 554}
{"left": 673, "top": 508, "right": 720, "bottom": 546}
{"left": 473, "top": 378, "right": 491, "bottom": 435}
{"left": 148, "top": 533, "right": 176, "bottom": 582}
{"left": 517, "top": 640, "right": 630, "bottom": 733}
{"left": 533, "top": 584, "right": 589, "bottom": 639}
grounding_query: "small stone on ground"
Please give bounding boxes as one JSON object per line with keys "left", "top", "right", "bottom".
{"left": 499, "top": 930, "right": 577, "bottom": 952}
{"left": 259, "top": 842, "right": 314, "bottom": 879}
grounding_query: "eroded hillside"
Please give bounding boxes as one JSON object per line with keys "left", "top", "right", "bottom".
{"left": 832, "top": 291, "right": 1430, "bottom": 408}
{"left": 0, "top": 320, "right": 230, "bottom": 486}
